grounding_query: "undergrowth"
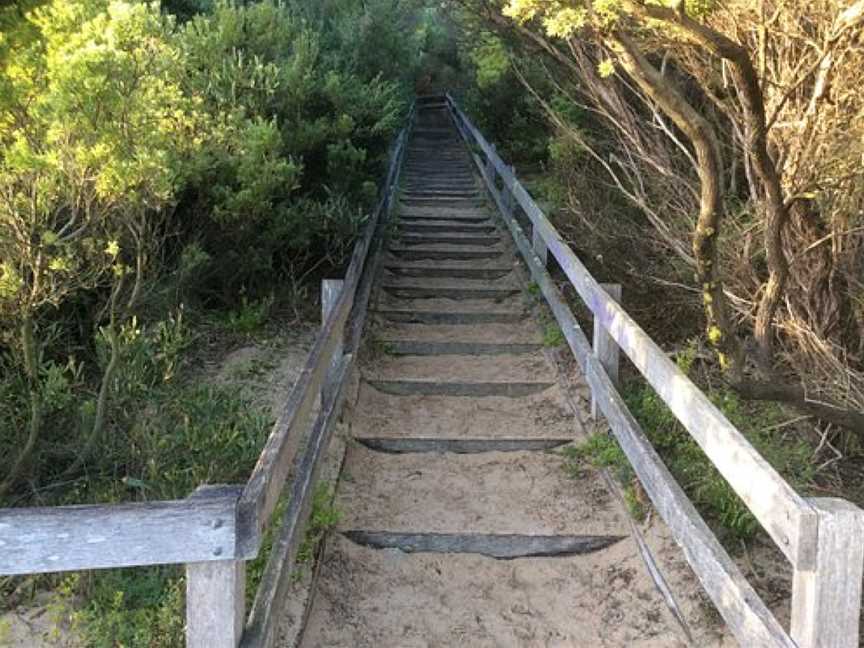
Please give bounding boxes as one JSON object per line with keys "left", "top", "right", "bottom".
{"left": 565, "top": 343, "right": 815, "bottom": 545}
{"left": 0, "top": 312, "right": 274, "bottom": 647}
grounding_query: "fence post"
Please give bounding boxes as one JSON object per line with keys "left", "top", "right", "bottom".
{"left": 591, "top": 284, "right": 622, "bottom": 420}
{"left": 322, "top": 279, "right": 344, "bottom": 407}
{"left": 532, "top": 227, "right": 548, "bottom": 267}
{"left": 186, "top": 559, "right": 246, "bottom": 648}
{"left": 501, "top": 165, "right": 515, "bottom": 219}
{"left": 485, "top": 144, "right": 497, "bottom": 184}
{"left": 790, "top": 498, "right": 864, "bottom": 648}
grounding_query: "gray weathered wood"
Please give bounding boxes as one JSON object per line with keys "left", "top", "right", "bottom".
{"left": 237, "top": 290, "right": 350, "bottom": 556}
{"left": 321, "top": 279, "right": 344, "bottom": 407}
{"left": 790, "top": 498, "right": 864, "bottom": 648}
{"left": 532, "top": 226, "right": 548, "bottom": 267}
{"left": 187, "top": 558, "right": 246, "bottom": 648}
{"left": 0, "top": 489, "right": 241, "bottom": 576}
{"left": 241, "top": 356, "right": 353, "bottom": 648}
{"left": 448, "top": 96, "right": 817, "bottom": 569}
{"left": 462, "top": 111, "right": 808, "bottom": 648}
{"left": 342, "top": 531, "right": 624, "bottom": 559}
{"left": 471, "top": 161, "right": 797, "bottom": 646}
{"left": 592, "top": 283, "right": 621, "bottom": 420}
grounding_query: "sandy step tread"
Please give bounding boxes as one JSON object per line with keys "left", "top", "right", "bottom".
{"left": 351, "top": 382, "right": 579, "bottom": 440}
{"left": 336, "top": 447, "right": 625, "bottom": 536}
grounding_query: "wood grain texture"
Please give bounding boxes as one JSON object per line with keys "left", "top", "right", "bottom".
{"left": 447, "top": 96, "right": 817, "bottom": 570}
{"left": 321, "top": 279, "right": 345, "bottom": 408}
{"left": 592, "top": 283, "right": 621, "bottom": 420}
{"left": 457, "top": 105, "right": 797, "bottom": 647}
{"left": 790, "top": 498, "right": 864, "bottom": 648}
{"left": 0, "top": 487, "right": 241, "bottom": 575}
{"left": 187, "top": 559, "right": 246, "bottom": 648}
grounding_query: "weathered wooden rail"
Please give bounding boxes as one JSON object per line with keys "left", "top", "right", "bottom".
{"left": 0, "top": 103, "right": 415, "bottom": 648}
{"left": 445, "top": 93, "right": 864, "bottom": 648}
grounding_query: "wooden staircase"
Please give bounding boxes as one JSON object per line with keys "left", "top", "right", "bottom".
{"left": 297, "top": 97, "right": 694, "bottom": 647}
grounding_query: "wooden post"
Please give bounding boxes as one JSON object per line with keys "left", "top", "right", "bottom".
{"left": 186, "top": 559, "right": 246, "bottom": 648}
{"left": 501, "top": 165, "right": 515, "bottom": 219}
{"left": 532, "top": 227, "right": 548, "bottom": 267}
{"left": 790, "top": 498, "right": 864, "bottom": 648}
{"left": 591, "top": 283, "right": 622, "bottom": 420}
{"left": 321, "top": 279, "right": 344, "bottom": 407}
{"left": 485, "top": 144, "right": 497, "bottom": 183}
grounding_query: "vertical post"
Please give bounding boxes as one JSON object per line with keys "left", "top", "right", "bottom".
{"left": 485, "top": 144, "right": 497, "bottom": 185}
{"left": 790, "top": 498, "right": 864, "bottom": 648}
{"left": 186, "top": 559, "right": 246, "bottom": 648}
{"left": 532, "top": 227, "right": 548, "bottom": 267}
{"left": 321, "top": 279, "right": 344, "bottom": 407}
{"left": 501, "top": 165, "right": 515, "bottom": 220}
{"left": 591, "top": 284, "right": 622, "bottom": 420}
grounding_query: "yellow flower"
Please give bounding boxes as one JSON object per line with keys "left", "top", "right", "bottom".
{"left": 105, "top": 240, "right": 120, "bottom": 257}
{"left": 598, "top": 59, "right": 615, "bottom": 78}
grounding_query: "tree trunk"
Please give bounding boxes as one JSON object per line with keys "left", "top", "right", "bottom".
{"left": 608, "top": 32, "right": 744, "bottom": 380}
{"left": 0, "top": 316, "right": 43, "bottom": 498}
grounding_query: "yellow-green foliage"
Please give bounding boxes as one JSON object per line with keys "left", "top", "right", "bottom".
{"left": 502, "top": 0, "right": 716, "bottom": 38}
{"left": 0, "top": 0, "right": 195, "bottom": 324}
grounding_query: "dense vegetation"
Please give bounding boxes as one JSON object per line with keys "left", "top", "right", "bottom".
{"left": 0, "top": 0, "right": 420, "bottom": 497}
{"left": 2, "top": 0, "right": 863, "bottom": 643}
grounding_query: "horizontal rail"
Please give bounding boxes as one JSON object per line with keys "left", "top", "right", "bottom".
{"left": 475, "top": 167, "right": 794, "bottom": 646}
{"left": 242, "top": 355, "right": 353, "bottom": 648}
{"left": 446, "top": 94, "right": 817, "bottom": 569}
{"left": 0, "top": 487, "right": 241, "bottom": 575}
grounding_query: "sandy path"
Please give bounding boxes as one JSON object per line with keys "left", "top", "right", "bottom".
{"left": 298, "top": 99, "right": 733, "bottom": 648}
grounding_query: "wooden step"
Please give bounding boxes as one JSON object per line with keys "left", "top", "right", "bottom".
{"left": 384, "top": 266, "right": 511, "bottom": 279}
{"left": 374, "top": 310, "right": 525, "bottom": 324}
{"left": 381, "top": 340, "right": 541, "bottom": 356}
{"left": 342, "top": 531, "right": 624, "bottom": 558}
{"left": 367, "top": 381, "right": 554, "bottom": 397}
{"left": 380, "top": 285, "right": 519, "bottom": 300}
{"left": 395, "top": 235, "right": 500, "bottom": 246}
{"left": 388, "top": 248, "right": 503, "bottom": 261}
{"left": 397, "top": 223, "right": 495, "bottom": 234}
{"left": 355, "top": 438, "right": 571, "bottom": 454}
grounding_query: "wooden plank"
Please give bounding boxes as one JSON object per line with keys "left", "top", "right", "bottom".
{"left": 592, "top": 283, "right": 621, "bottom": 420}
{"left": 790, "top": 498, "right": 864, "bottom": 648}
{"left": 451, "top": 97, "right": 817, "bottom": 570}
{"left": 341, "top": 531, "right": 624, "bottom": 559}
{"left": 321, "top": 279, "right": 344, "bottom": 407}
{"left": 241, "top": 356, "right": 353, "bottom": 648}
{"left": 473, "top": 171, "right": 796, "bottom": 646}
{"left": 187, "top": 559, "right": 245, "bottom": 648}
{"left": 237, "top": 288, "right": 350, "bottom": 556}
{"left": 532, "top": 227, "right": 548, "bottom": 267}
{"left": 0, "top": 489, "right": 240, "bottom": 575}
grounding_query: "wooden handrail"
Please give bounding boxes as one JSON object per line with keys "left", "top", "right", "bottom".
{"left": 445, "top": 93, "right": 864, "bottom": 648}
{"left": 0, "top": 486, "right": 242, "bottom": 575}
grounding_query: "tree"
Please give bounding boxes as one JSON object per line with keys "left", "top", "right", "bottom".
{"left": 0, "top": 0, "right": 197, "bottom": 493}
{"left": 471, "top": 0, "right": 864, "bottom": 432}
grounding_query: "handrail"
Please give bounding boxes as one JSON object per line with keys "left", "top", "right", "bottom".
{"left": 445, "top": 93, "right": 864, "bottom": 648}
{"left": 0, "top": 103, "right": 416, "bottom": 648}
